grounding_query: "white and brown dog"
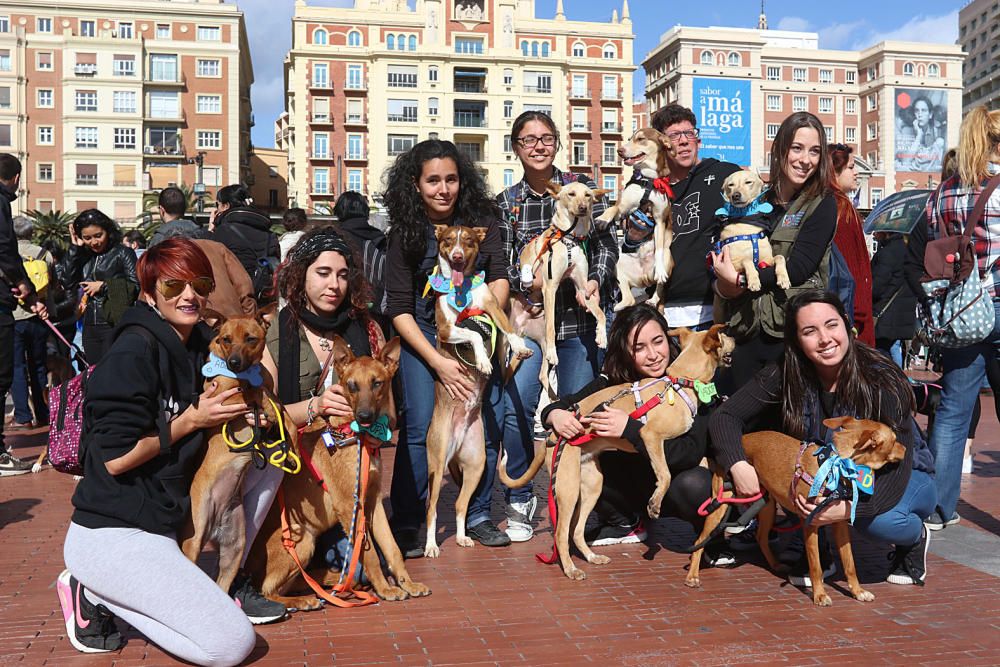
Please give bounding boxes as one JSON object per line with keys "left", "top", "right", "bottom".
{"left": 714, "top": 170, "right": 788, "bottom": 292}
{"left": 424, "top": 225, "right": 532, "bottom": 557}
{"left": 599, "top": 129, "right": 676, "bottom": 309}
{"left": 511, "top": 181, "right": 608, "bottom": 395}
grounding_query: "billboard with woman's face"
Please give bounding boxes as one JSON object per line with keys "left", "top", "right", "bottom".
{"left": 894, "top": 89, "right": 948, "bottom": 173}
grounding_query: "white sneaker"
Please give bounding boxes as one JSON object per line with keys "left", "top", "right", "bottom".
{"left": 962, "top": 455, "right": 973, "bottom": 474}
{"left": 505, "top": 496, "right": 538, "bottom": 542}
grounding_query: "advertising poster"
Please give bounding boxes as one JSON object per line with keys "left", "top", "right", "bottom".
{"left": 693, "top": 77, "right": 751, "bottom": 166}
{"left": 894, "top": 88, "right": 948, "bottom": 173}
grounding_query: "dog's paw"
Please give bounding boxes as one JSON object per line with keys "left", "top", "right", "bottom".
{"left": 587, "top": 553, "right": 611, "bottom": 565}
{"left": 747, "top": 276, "right": 762, "bottom": 291}
{"left": 646, "top": 500, "right": 662, "bottom": 520}
{"left": 73, "top": 475, "right": 83, "bottom": 481}
{"left": 31, "top": 463, "right": 42, "bottom": 474}
{"left": 812, "top": 592, "right": 833, "bottom": 607}
{"left": 855, "top": 589, "right": 876, "bottom": 603}
{"left": 596, "top": 210, "right": 615, "bottom": 224}
{"left": 565, "top": 567, "right": 587, "bottom": 581}
{"left": 400, "top": 580, "right": 431, "bottom": 597}
{"left": 545, "top": 347, "right": 559, "bottom": 366}
{"left": 684, "top": 575, "right": 701, "bottom": 588}
{"left": 475, "top": 357, "right": 493, "bottom": 376}
{"left": 376, "top": 585, "right": 409, "bottom": 602}
{"left": 596, "top": 330, "right": 608, "bottom": 349}
{"left": 456, "top": 535, "right": 474, "bottom": 548}
{"left": 423, "top": 543, "right": 441, "bottom": 558}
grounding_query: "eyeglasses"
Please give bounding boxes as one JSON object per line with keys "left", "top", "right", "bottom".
{"left": 664, "top": 128, "right": 700, "bottom": 141}
{"left": 157, "top": 277, "right": 215, "bottom": 299}
{"left": 516, "top": 134, "right": 557, "bottom": 148}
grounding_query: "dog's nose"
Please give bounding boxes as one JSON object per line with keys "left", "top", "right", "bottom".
{"left": 227, "top": 355, "right": 244, "bottom": 372}
{"left": 355, "top": 409, "right": 375, "bottom": 425}
{"left": 617, "top": 147, "right": 627, "bottom": 158}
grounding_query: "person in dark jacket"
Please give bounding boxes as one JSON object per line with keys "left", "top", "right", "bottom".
{"left": 148, "top": 186, "right": 208, "bottom": 247}
{"left": 58, "top": 238, "right": 281, "bottom": 663}
{"left": 333, "top": 190, "right": 386, "bottom": 312}
{"left": 62, "top": 209, "right": 138, "bottom": 364}
{"left": 209, "top": 184, "right": 279, "bottom": 301}
{"left": 871, "top": 232, "right": 917, "bottom": 367}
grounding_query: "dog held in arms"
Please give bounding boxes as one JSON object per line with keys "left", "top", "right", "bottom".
{"left": 424, "top": 225, "right": 533, "bottom": 557}
{"left": 501, "top": 325, "right": 735, "bottom": 580}
{"left": 686, "top": 417, "right": 906, "bottom": 606}
{"left": 597, "top": 128, "right": 676, "bottom": 311}
{"left": 509, "top": 181, "right": 608, "bottom": 394}
{"left": 245, "top": 334, "right": 431, "bottom": 609}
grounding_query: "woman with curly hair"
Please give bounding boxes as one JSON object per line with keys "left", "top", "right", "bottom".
{"left": 382, "top": 139, "right": 510, "bottom": 556}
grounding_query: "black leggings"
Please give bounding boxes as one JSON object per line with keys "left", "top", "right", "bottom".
{"left": 82, "top": 320, "right": 115, "bottom": 366}
{"left": 596, "top": 451, "right": 712, "bottom": 529}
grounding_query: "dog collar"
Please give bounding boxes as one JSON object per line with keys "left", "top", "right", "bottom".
{"left": 715, "top": 194, "right": 774, "bottom": 219}
{"left": 202, "top": 353, "right": 265, "bottom": 387}
{"left": 424, "top": 268, "right": 485, "bottom": 311}
{"left": 351, "top": 414, "right": 392, "bottom": 443}
{"left": 805, "top": 441, "right": 874, "bottom": 525}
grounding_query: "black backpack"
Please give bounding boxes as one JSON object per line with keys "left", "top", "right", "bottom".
{"left": 228, "top": 224, "right": 278, "bottom": 303}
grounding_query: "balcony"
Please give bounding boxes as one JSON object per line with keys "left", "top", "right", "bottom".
{"left": 344, "top": 152, "right": 367, "bottom": 162}
{"left": 523, "top": 85, "right": 552, "bottom": 94}
{"left": 600, "top": 123, "right": 623, "bottom": 135}
{"left": 144, "top": 73, "right": 185, "bottom": 87}
{"left": 75, "top": 176, "right": 98, "bottom": 186}
{"left": 570, "top": 155, "right": 589, "bottom": 168}
{"left": 569, "top": 88, "right": 591, "bottom": 101}
{"left": 569, "top": 122, "right": 591, "bottom": 134}
{"left": 454, "top": 68, "right": 488, "bottom": 94}
{"left": 308, "top": 79, "right": 333, "bottom": 91}
{"left": 310, "top": 113, "right": 335, "bottom": 127}
{"left": 344, "top": 113, "right": 367, "bottom": 126}
{"left": 308, "top": 149, "right": 335, "bottom": 160}
{"left": 601, "top": 90, "right": 622, "bottom": 102}
{"left": 144, "top": 109, "right": 186, "bottom": 124}
{"left": 143, "top": 144, "right": 184, "bottom": 158}
{"left": 387, "top": 114, "right": 417, "bottom": 123}
{"left": 454, "top": 112, "right": 486, "bottom": 128}
{"left": 74, "top": 64, "right": 98, "bottom": 76}
{"left": 343, "top": 81, "right": 367, "bottom": 94}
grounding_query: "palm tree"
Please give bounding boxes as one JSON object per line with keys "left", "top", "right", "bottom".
{"left": 26, "top": 209, "right": 75, "bottom": 250}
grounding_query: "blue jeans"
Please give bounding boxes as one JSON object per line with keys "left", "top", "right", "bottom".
{"left": 876, "top": 339, "right": 904, "bottom": 369}
{"left": 12, "top": 317, "right": 50, "bottom": 424}
{"left": 928, "top": 301, "right": 1000, "bottom": 520}
{"left": 854, "top": 469, "right": 937, "bottom": 546}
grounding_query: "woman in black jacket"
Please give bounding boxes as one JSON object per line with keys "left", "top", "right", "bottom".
{"left": 870, "top": 232, "right": 917, "bottom": 366}
{"left": 63, "top": 209, "right": 138, "bottom": 364}
{"left": 58, "top": 239, "right": 282, "bottom": 664}
{"left": 209, "top": 184, "right": 279, "bottom": 302}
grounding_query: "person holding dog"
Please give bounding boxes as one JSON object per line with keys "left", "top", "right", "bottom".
{"left": 711, "top": 290, "right": 936, "bottom": 588}
{"left": 383, "top": 139, "right": 511, "bottom": 554}
{"left": 58, "top": 238, "right": 269, "bottom": 665}
{"left": 493, "top": 111, "right": 618, "bottom": 542}
{"left": 713, "top": 112, "right": 838, "bottom": 389}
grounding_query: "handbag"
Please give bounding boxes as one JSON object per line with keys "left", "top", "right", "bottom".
{"left": 918, "top": 174, "right": 999, "bottom": 348}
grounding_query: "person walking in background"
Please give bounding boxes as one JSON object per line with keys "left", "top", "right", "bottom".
{"left": 210, "top": 184, "right": 279, "bottom": 304}
{"left": 278, "top": 207, "right": 309, "bottom": 262}
{"left": 148, "top": 186, "right": 207, "bottom": 247}
{"left": 333, "top": 191, "right": 387, "bottom": 313}
{"left": 870, "top": 232, "right": 917, "bottom": 367}
{"left": 829, "top": 143, "right": 874, "bottom": 345}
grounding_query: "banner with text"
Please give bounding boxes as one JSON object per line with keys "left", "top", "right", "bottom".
{"left": 693, "top": 77, "right": 751, "bottom": 167}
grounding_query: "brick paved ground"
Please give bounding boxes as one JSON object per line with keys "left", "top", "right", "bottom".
{"left": 1, "top": 395, "right": 998, "bottom": 666}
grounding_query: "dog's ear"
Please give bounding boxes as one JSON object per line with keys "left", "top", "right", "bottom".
{"left": 546, "top": 181, "right": 563, "bottom": 197}
{"left": 472, "top": 227, "right": 488, "bottom": 243}
{"left": 657, "top": 131, "right": 677, "bottom": 158}
{"left": 202, "top": 309, "right": 226, "bottom": 330}
{"left": 591, "top": 188, "right": 611, "bottom": 199}
{"left": 822, "top": 416, "right": 855, "bottom": 431}
{"left": 434, "top": 224, "right": 450, "bottom": 241}
{"left": 255, "top": 302, "right": 278, "bottom": 328}
{"left": 377, "top": 336, "right": 402, "bottom": 377}
{"left": 667, "top": 327, "right": 692, "bottom": 349}
{"left": 329, "top": 335, "right": 355, "bottom": 380}
{"left": 701, "top": 323, "right": 726, "bottom": 352}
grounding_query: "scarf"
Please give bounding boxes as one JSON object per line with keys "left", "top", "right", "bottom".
{"left": 276, "top": 303, "right": 372, "bottom": 405}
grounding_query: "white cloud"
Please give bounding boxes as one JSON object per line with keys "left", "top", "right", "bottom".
{"left": 818, "top": 11, "right": 959, "bottom": 51}
{"left": 818, "top": 20, "right": 868, "bottom": 50}
{"left": 775, "top": 16, "right": 811, "bottom": 32}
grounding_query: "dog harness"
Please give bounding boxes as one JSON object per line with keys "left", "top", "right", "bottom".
{"left": 623, "top": 171, "right": 675, "bottom": 232}
{"left": 793, "top": 439, "right": 874, "bottom": 525}
{"left": 711, "top": 193, "right": 775, "bottom": 269}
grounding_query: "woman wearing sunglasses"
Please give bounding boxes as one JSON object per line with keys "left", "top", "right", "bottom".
{"left": 58, "top": 238, "right": 282, "bottom": 666}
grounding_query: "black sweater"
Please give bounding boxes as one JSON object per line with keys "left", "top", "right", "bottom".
{"left": 0, "top": 183, "right": 30, "bottom": 310}
{"left": 709, "top": 363, "right": 932, "bottom": 520}
{"left": 211, "top": 206, "right": 279, "bottom": 279}
{"left": 71, "top": 303, "right": 213, "bottom": 534}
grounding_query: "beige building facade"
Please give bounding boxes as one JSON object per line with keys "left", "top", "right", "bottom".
{"left": 960, "top": 0, "right": 998, "bottom": 113}
{"left": 0, "top": 0, "right": 253, "bottom": 221}
{"left": 643, "top": 26, "right": 964, "bottom": 207}
{"left": 248, "top": 146, "right": 288, "bottom": 214}
{"left": 283, "top": 0, "right": 634, "bottom": 211}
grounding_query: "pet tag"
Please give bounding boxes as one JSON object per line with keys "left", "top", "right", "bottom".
{"left": 694, "top": 380, "right": 717, "bottom": 404}
{"left": 855, "top": 464, "right": 874, "bottom": 495}
{"left": 322, "top": 430, "right": 338, "bottom": 451}
{"left": 520, "top": 263, "right": 534, "bottom": 285}
{"left": 666, "top": 388, "right": 676, "bottom": 406}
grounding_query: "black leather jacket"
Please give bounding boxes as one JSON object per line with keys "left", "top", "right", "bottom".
{"left": 63, "top": 243, "right": 139, "bottom": 325}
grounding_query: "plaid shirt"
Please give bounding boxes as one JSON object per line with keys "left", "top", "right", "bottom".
{"left": 925, "top": 162, "right": 1000, "bottom": 299}
{"left": 496, "top": 167, "right": 617, "bottom": 341}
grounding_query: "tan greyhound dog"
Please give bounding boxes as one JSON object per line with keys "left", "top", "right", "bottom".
{"left": 686, "top": 417, "right": 906, "bottom": 606}
{"left": 501, "top": 325, "right": 735, "bottom": 580}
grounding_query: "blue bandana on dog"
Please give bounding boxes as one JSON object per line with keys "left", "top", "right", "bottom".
{"left": 715, "top": 192, "right": 774, "bottom": 219}
{"left": 201, "top": 353, "right": 265, "bottom": 387}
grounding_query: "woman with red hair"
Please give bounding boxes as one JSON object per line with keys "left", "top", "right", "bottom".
{"left": 828, "top": 143, "right": 874, "bottom": 345}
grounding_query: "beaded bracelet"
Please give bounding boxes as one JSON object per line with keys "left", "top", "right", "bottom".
{"left": 306, "top": 396, "right": 318, "bottom": 424}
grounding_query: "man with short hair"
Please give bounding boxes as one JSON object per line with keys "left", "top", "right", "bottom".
{"left": 148, "top": 186, "right": 208, "bottom": 247}
{"left": 0, "top": 154, "right": 46, "bottom": 475}
{"left": 624, "top": 104, "right": 740, "bottom": 330}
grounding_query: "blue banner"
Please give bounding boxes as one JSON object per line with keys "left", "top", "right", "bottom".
{"left": 693, "top": 77, "right": 751, "bottom": 167}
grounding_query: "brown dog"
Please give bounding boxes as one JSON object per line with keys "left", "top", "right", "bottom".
{"left": 686, "top": 417, "right": 906, "bottom": 606}
{"left": 245, "top": 335, "right": 430, "bottom": 609}
{"left": 178, "top": 303, "right": 289, "bottom": 596}
{"left": 501, "top": 325, "right": 735, "bottom": 580}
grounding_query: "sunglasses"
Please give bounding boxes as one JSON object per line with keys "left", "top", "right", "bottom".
{"left": 156, "top": 277, "right": 215, "bottom": 299}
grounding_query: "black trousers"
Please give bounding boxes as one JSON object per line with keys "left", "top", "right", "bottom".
{"left": 596, "top": 451, "right": 712, "bottom": 529}
{"left": 0, "top": 310, "right": 14, "bottom": 454}
{"left": 82, "top": 320, "right": 115, "bottom": 366}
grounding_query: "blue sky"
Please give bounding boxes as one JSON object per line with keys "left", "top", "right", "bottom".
{"left": 241, "top": 0, "right": 963, "bottom": 147}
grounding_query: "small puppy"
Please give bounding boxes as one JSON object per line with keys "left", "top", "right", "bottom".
{"left": 714, "top": 170, "right": 788, "bottom": 292}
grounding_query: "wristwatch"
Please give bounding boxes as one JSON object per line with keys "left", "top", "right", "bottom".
{"left": 737, "top": 274, "right": 748, "bottom": 289}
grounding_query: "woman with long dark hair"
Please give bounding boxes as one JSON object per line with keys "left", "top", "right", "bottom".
{"left": 382, "top": 139, "right": 510, "bottom": 555}
{"left": 63, "top": 209, "right": 138, "bottom": 364}
{"left": 711, "top": 290, "right": 935, "bottom": 588}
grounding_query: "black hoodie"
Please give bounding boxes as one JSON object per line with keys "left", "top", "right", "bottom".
{"left": 0, "top": 182, "right": 30, "bottom": 311}
{"left": 210, "top": 206, "right": 279, "bottom": 280}
{"left": 71, "top": 303, "right": 213, "bottom": 535}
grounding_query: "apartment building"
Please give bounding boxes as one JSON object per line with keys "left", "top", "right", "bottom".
{"left": 960, "top": 0, "right": 999, "bottom": 113}
{"left": 248, "top": 147, "right": 288, "bottom": 213}
{"left": 0, "top": 0, "right": 253, "bottom": 220}
{"left": 283, "top": 0, "right": 634, "bottom": 210}
{"left": 643, "top": 25, "right": 964, "bottom": 207}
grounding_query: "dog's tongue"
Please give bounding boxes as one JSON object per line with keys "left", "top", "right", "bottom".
{"left": 451, "top": 269, "right": 464, "bottom": 289}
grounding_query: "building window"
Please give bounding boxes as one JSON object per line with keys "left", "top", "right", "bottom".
{"left": 312, "top": 133, "right": 328, "bottom": 158}
{"left": 793, "top": 67, "right": 806, "bottom": 82}
{"left": 348, "top": 169, "right": 362, "bottom": 192}
{"left": 766, "top": 123, "right": 779, "bottom": 140}
{"left": 572, "top": 141, "right": 587, "bottom": 165}
{"left": 194, "top": 25, "right": 221, "bottom": 42}
{"left": 523, "top": 104, "right": 551, "bottom": 116}
{"left": 602, "top": 108, "right": 617, "bottom": 131}
{"left": 408, "top": 35, "right": 417, "bottom": 51}
{"left": 503, "top": 169, "right": 515, "bottom": 188}
{"left": 346, "top": 99, "right": 362, "bottom": 122}
{"left": 38, "top": 163, "right": 54, "bottom": 182}
{"left": 521, "top": 41, "right": 529, "bottom": 56}
{"left": 387, "top": 99, "right": 418, "bottom": 122}
{"left": 572, "top": 42, "right": 584, "bottom": 57}
{"left": 530, "top": 42, "right": 539, "bottom": 58}
{"left": 387, "top": 65, "right": 417, "bottom": 88}
{"left": 387, "top": 134, "right": 416, "bottom": 156}
{"left": 792, "top": 96, "right": 807, "bottom": 112}
{"left": 603, "top": 175, "right": 617, "bottom": 200}
{"left": 572, "top": 74, "right": 587, "bottom": 98}
{"left": 37, "top": 52, "right": 53, "bottom": 71}
{"left": 38, "top": 17, "right": 53, "bottom": 33}
{"left": 824, "top": 126, "right": 833, "bottom": 142}
{"left": 149, "top": 91, "right": 180, "bottom": 119}
{"left": 845, "top": 126, "right": 856, "bottom": 143}
{"left": 866, "top": 121, "right": 878, "bottom": 141}
{"left": 0, "top": 16, "right": 8, "bottom": 33}
{"left": 312, "top": 97, "right": 330, "bottom": 121}
{"left": 541, "top": 42, "right": 549, "bottom": 57}
{"left": 197, "top": 94, "right": 222, "bottom": 114}
{"left": 727, "top": 52, "right": 740, "bottom": 66}
{"left": 928, "top": 63, "right": 940, "bottom": 77}
{"left": 845, "top": 69, "right": 856, "bottom": 84}
{"left": 523, "top": 71, "right": 551, "bottom": 94}
{"left": 603, "top": 142, "right": 617, "bottom": 165}
{"left": 867, "top": 93, "right": 877, "bottom": 111}
{"left": 428, "top": 97, "right": 438, "bottom": 116}
{"left": 113, "top": 90, "right": 137, "bottom": 113}
{"left": 75, "top": 90, "right": 98, "bottom": 112}
{"left": 313, "top": 168, "right": 329, "bottom": 194}
{"left": 313, "top": 28, "right": 327, "bottom": 45}
{"left": 503, "top": 100, "right": 513, "bottom": 119}
{"left": 150, "top": 54, "right": 178, "bottom": 82}
{"left": 197, "top": 59, "right": 221, "bottom": 77}
{"left": 113, "top": 127, "right": 136, "bottom": 150}
{"left": 870, "top": 188, "right": 883, "bottom": 205}
{"left": 819, "top": 68, "right": 832, "bottom": 83}
{"left": 0, "top": 49, "right": 9, "bottom": 72}
{"left": 845, "top": 98, "right": 857, "bottom": 114}
{"left": 903, "top": 62, "right": 914, "bottom": 76}
{"left": 428, "top": 65, "right": 438, "bottom": 82}
{"left": 766, "top": 94, "right": 781, "bottom": 111}
{"left": 345, "top": 64, "right": 361, "bottom": 89}
{"left": 113, "top": 55, "right": 135, "bottom": 76}
{"left": 503, "top": 68, "right": 513, "bottom": 86}
{"left": 38, "top": 126, "right": 54, "bottom": 144}
{"left": 766, "top": 66, "right": 780, "bottom": 80}
{"left": 117, "top": 22, "right": 133, "bottom": 39}
{"left": 348, "top": 30, "right": 361, "bottom": 47}
{"left": 347, "top": 134, "right": 363, "bottom": 159}
{"left": 197, "top": 130, "right": 222, "bottom": 149}
{"left": 387, "top": 34, "right": 395, "bottom": 50}
{"left": 76, "top": 164, "right": 98, "bottom": 186}
{"left": 602, "top": 75, "right": 618, "bottom": 99}
{"left": 155, "top": 23, "right": 170, "bottom": 39}
{"left": 147, "top": 126, "right": 180, "bottom": 153}
{"left": 602, "top": 44, "right": 616, "bottom": 59}
{"left": 455, "top": 37, "right": 484, "bottom": 55}
{"left": 700, "top": 50, "right": 713, "bottom": 66}
{"left": 0, "top": 124, "right": 10, "bottom": 145}
{"left": 867, "top": 65, "right": 877, "bottom": 80}
{"left": 80, "top": 20, "right": 96, "bottom": 37}
{"left": 313, "top": 63, "right": 329, "bottom": 87}
{"left": 818, "top": 97, "right": 833, "bottom": 114}
{"left": 503, "top": 135, "right": 512, "bottom": 153}
{"left": 37, "top": 89, "right": 54, "bottom": 108}
{"left": 75, "top": 127, "right": 98, "bottom": 149}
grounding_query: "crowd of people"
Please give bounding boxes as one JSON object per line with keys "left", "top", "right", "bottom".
{"left": 0, "top": 100, "right": 996, "bottom": 667}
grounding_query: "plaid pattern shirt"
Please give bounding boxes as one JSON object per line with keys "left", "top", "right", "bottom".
{"left": 496, "top": 167, "right": 618, "bottom": 341}
{"left": 925, "top": 162, "right": 1000, "bottom": 299}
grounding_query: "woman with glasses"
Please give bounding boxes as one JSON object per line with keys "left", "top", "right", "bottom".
{"left": 63, "top": 209, "right": 138, "bottom": 364}
{"left": 58, "top": 238, "right": 275, "bottom": 665}
{"left": 492, "top": 111, "right": 618, "bottom": 543}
